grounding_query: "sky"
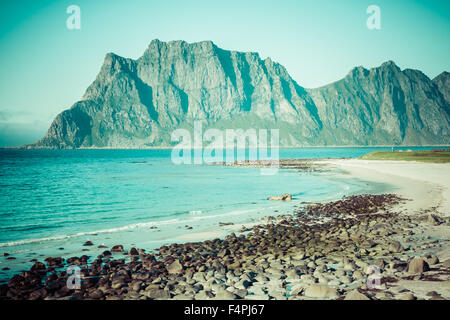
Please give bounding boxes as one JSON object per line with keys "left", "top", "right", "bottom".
{"left": 0, "top": 0, "right": 449, "bottom": 147}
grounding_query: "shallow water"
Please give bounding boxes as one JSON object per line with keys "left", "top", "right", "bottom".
{"left": 0, "top": 146, "right": 442, "bottom": 281}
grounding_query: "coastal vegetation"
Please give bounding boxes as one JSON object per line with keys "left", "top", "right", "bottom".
{"left": 360, "top": 150, "right": 450, "bottom": 163}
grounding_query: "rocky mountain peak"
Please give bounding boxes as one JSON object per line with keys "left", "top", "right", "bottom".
{"left": 380, "top": 60, "right": 400, "bottom": 70}
{"left": 141, "top": 39, "right": 218, "bottom": 61}
{"left": 433, "top": 71, "right": 450, "bottom": 84}
{"left": 347, "top": 66, "right": 370, "bottom": 78}
{"left": 101, "top": 52, "right": 133, "bottom": 72}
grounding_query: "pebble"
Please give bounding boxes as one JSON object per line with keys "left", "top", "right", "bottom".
{"left": 344, "top": 289, "right": 370, "bottom": 300}
{"left": 303, "top": 284, "right": 339, "bottom": 299}
{"left": 442, "top": 259, "right": 450, "bottom": 268}
{"left": 111, "top": 245, "right": 124, "bottom": 253}
{"left": 398, "top": 293, "right": 415, "bottom": 300}
{"left": 194, "top": 290, "right": 214, "bottom": 300}
{"left": 407, "top": 257, "right": 430, "bottom": 274}
{"left": 214, "top": 290, "right": 237, "bottom": 300}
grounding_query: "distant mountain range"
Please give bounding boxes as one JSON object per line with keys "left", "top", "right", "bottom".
{"left": 29, "top": 40, "right": 449, "bottom": 148}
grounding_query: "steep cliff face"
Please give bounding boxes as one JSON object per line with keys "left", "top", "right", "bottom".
{"left": 433, "top": 71, "right": 450, "bottom": 105}
{"left": 308, "top": 61, "right": 450, "bottom": 145}
{"left": 32, "top": 40, "right": 449, "bottom": 148}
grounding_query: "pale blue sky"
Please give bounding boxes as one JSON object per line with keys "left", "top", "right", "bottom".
{"left": 0, "top": 0, "right": 449, "bottom": 146}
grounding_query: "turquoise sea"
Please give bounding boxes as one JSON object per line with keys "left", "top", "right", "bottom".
{"left": 0, "top": 146, "right": 443, "bottom": 281}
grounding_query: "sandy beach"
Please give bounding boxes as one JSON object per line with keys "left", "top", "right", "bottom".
{"left": 324, "top": 159, "right": 450, "bottom": 216}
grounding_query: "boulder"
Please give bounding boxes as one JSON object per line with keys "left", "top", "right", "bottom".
{"left": 352, "top": 270, "right": 364, "bottom": 280}
{"left": 290, "top": 284, "right": 306, "bottom": 296}
{"left": 29, "top": 288, "right": 48, "bottom": 300}
{"left": 427, "top": 214, "right": 442, "bottom": 226}
{"left": 425, "top": 256, "right": 439, "bottom": 265}
{"left": 398, "top": 293, "right": 415, "bottom": 300}
{"left": 131, "top": 281, "right": 142, "bottom": 292}
{"left": 304, "top": 284, "right": 339, "bottom": 299}
{"left": 111, "top": 245, "right": 124, "bottom": 253}
{"left": 389, "top": 241, "right": 403, "bottom": 253}
{"left": 442, "top": 259, "right": 450, "bottom": 268}
{"left": 214, "top": 290, "right": 238, "bottom": 300}
{"left": 194, "top": 290, "right": 214, "bottom": 300}
{"left": 218, "top": 249, "right": 230, "bottom": 258}
{"left": 285, "top": 269, "right": 301, "bottom": 279}
{"left": 407, "top": 257, "right": 430, "bottom": 274}
{"left": 44, "top": 257, "right": 64, "bottom": 267}
{"left": 344, "top": 289, "right": 370, "bottom": 300}
{"left": 89, "top": 289, "right": 104, "bottom": 299}
{"left": 219, "top": 222, "right": 234, "bottom": 227}
{"left": 268, "top": 194, "right": 292, "bottom": 201}
{"left": 173, "top": 294, "right": 195, "bottom": 300}
{"left": 129, "top": 247, "right": 139, "bottom": 256}
{"left": 30, "top": 262, "right": 46, "bottom": 272}
{"left": 167, "top": 260, "right": 184, "bottom": 274}
{"left": 145, "top": 288, "right": 171, "bottom": 300}
{"left": 111, "top": 280, "right": 125, "bottom": 290}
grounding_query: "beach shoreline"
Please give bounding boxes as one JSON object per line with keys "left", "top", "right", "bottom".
{"left": 322, "top": 159, "right": 450, "bottom": 217}
{"left": 177, "top": 158, "right": 450, "bottom": 263}
{"left": 1, "top": 158, "right": 450, "bottom": 300}
{"left": 0, "top": 157, "right": 383, "bottom": 282}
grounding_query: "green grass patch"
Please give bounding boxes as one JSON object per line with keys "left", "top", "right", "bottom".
{"left": 360, "top": 150, "right": 450, "bottom": 163}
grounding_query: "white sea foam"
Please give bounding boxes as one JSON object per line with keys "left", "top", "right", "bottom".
{"left": 188, "top": 208, "right": 258, "bottom": 222}
{"left": 0, "top": 206, "right": 281, "bottom": 249}
{"left": 0, "top": 218, "right": 180, "bottom": 248}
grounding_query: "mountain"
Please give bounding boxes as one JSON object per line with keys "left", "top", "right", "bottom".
{"left": 30, "top": 40, "right": 449, "bottom": 148}
{"left": 308, "top": 62, "right": 450, "bottom": 145}
{"left": 433, "top": 71, "right": 450, "bottom": 105}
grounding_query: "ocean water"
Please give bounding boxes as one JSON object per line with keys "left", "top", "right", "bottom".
{"left": 0, "top": 146, "right": 442, "bottom": 281}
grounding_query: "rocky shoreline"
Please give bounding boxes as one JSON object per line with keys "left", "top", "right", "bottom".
{"left": 214, "top": 158, "right": 332, "bottom": 172}
{"left": 1, "top": 193, "right": 449, "bottom": 300}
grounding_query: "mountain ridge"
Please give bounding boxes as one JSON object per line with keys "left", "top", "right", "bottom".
{"left": 28, "top": 40, "right": 450, "bottom": 148}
